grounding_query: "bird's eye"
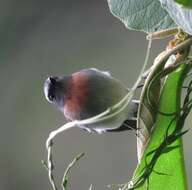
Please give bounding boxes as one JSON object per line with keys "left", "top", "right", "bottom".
{"left": 49, "top": 77, "right": 57, "bottom": 85}
{"left": 48, "top": 93, "right": 55, "bottom": 101}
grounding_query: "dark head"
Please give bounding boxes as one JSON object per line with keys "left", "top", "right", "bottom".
{"left": 44, "top": 76, "right": 72, "bottom": 111}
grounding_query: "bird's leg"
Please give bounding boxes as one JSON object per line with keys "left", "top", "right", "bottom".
{"left": 124, "top": 119, "right": 141, "bottom": 131}
{"left": 105, "top": 119, "right": 139, "bottom": 134}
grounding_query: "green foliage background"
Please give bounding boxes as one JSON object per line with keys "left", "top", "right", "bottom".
{"left": 133, "top": 64, "right": 189, "bottom": 190}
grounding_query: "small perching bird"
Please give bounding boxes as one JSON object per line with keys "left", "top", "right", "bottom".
{"left": 44, "top": 68, "right": 139, "bottom": 133}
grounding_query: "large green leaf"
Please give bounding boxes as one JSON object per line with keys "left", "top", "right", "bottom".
{"left": 160, "top": 0, "right": 192, "bottom": 34}
{"left": 107, "top": 0, "right": 176, "bottom": 33}
{"left": 174, "top": 0, "right": 192, "bottom": 8}
{"left": 131, "top": 64, "right": 189, "bottom": 189}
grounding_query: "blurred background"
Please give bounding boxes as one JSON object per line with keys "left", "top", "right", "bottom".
{"left": 0, "top": 0, "right": 191, "bottom": 189}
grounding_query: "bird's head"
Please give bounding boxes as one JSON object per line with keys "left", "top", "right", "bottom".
{"left": 44, "top": 75, "right": 72, "bottom": 111}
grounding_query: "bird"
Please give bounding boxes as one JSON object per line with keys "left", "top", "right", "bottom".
{"left": 44, "top": 68, "right": 139, "bottom": 133}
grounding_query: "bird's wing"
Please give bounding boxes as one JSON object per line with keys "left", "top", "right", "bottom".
{"left": 89, "top": 68, "right": 111, "bottom": 77}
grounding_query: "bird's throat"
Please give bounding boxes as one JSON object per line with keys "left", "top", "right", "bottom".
{"left": 64, "top": 72, "right": 89, "bottom": 120}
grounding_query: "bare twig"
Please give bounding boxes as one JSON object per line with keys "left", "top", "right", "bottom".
{"left": 89, "top": 184, "right": 93, "bottom": 190}
{"left": 62, "top": 152, "right": 85, "bottom": 190}
{"left": 47, "top": 139, "right": 58, "bottom": 190}
{"left": 46, "top": 121, "right": 78, "bottom": 190}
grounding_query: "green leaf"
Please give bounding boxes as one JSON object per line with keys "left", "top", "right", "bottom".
{"left": 174, "top": 0, "right": 192, "bottom": 8}
{"left": 160, "top": 0, "right": 192, "bottom": 34}
{"left": 131, "top": 64, "right": 189, "bottom": 189}
{"left": 107, "top": 0, "right": 176, "bottom": 33}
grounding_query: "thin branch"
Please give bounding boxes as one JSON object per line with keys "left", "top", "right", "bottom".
{"left": 45, "top": 121, "right": 78, "bottom": 190}
{"left": 62, "top": 152, "right": 85, "bottom": 190}
{"left": 89, "top": 184, "right": 93, "bottom": 190}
